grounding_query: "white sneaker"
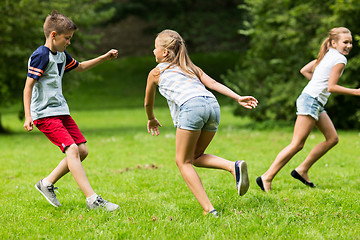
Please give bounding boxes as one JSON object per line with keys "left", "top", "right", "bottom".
{"left": 235, "top": 161, "right": 249, "bottom": 196}
{"left": 87, "top": 195, "right": 119, "bottom": 211}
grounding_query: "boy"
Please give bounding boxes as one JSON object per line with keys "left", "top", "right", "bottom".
{"left": 23, "top": 10, "right": 119, "bottom": 211}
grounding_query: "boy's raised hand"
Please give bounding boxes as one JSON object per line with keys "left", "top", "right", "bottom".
{"left": 104, "top": 49, "right": 118, "bottom": 60}
{"left": 237, "top": 96, "right": 258, "bottom": 109}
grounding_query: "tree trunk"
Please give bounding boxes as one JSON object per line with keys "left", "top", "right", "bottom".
{"left": 0, "top": 113, "right": 9, "bottom": 134}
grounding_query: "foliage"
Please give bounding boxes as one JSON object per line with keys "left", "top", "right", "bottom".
{"left": 0, "top": 0, "right": 115, "bottom": 109}
{"left": 223, "top": 0, "right": 360, "bottom": 129}
{"left": 106, "top": 0, "right": 248, "bottom": 52}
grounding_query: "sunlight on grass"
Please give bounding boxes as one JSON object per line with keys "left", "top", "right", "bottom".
{"left": 1, "top": 54, "right": 360, "bottom": 239}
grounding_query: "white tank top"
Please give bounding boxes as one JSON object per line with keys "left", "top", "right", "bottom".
{"left": 157, "top": 62, "right": 215, "bottom": 126}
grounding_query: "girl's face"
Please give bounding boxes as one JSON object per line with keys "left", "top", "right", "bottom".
{"left": 153, "top": 38, "right": 168, "bottom": 63}
{"left": 332, "top": 33, "right": 353, "bottom": 56}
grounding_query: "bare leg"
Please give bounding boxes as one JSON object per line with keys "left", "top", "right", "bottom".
{"left": 260, "top": 115, "right": 316, "bottom": 191}
{"left": 192, "top": 131, "right": 236, "bottom": 179}
{"left": 46, "top": 143, "right": 88, "bottom": 184}
{"left": 295, "top": 112, "right": 338, "bottom": 182}
{"left": 175, "top": 128, "right": 215, "bottom": 215}
{"left": 46, "top": 143, "right": 94, "bottom": 197}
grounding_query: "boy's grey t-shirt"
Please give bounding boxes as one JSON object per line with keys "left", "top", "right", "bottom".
{"left": 27, "top": 45, "right": 79, "bottom": 120}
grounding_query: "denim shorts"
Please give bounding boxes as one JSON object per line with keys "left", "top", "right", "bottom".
{"left": 296, "top": 93, "right": 325, "bottom": 121}
{"left": 177, "top": 96, "right": 220, "bottom": 131}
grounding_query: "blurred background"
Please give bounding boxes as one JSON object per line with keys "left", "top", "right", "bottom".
{"left": 1, "top": 0, "right": 359, "bottom": 132}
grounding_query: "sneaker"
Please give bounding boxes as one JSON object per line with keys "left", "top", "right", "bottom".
{"left": 208, "top": 209, "right": 219, "bottom": 218}
{"left": 235, "top": 161, "right": 249, "bottom": 196}
{"left": 87, "top": 195, "right": 119, "bottom": 211}
{"left": 35, "top": 179, "right": 61, "bottom": 207}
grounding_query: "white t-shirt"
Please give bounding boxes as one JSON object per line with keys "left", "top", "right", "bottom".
{"left": 302, "top": 48, "right": 347, "bottom": 106}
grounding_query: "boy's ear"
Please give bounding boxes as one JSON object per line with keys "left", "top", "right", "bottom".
{"left": 50, "top": 31, "right": 57, "bottom": 40}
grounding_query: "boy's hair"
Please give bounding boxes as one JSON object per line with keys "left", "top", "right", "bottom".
{"left": 314, "top": 27, "right": 351, "bottom": 69}
{"left": 156, "top": 29, "right": 201, "bottom": 79}
{"left": 43, "top": 10, "right": 77, "bottom": 38}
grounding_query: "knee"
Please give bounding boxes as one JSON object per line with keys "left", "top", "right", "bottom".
{"left": 175, "top": 157, "right": 192, "bottom": 169}
{"left": 193, "top": 152, "right": 204, "bottom": 163}
{"left": 66, "top": 144, "right": 80, "bottom": 157}
{"left": 290, "top": 142, "right": 304, "bottom": 152}
{"left": 328, "top": 136, "right": 339, "bottom": 147}
{"left": 79, "top": 148, "right": 88, "bottom": 161}
{"left": 77, "top": 143, "right": 88, "bottom": 161}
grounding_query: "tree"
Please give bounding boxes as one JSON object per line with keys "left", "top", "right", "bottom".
{"left": 0, "top": 0, "right": 115, "bottom": 132}
{"left": 223, "top": 0, "right": 360, "bottom": 129}
{"left": 106, "top": 0, "right": 247, "bottom": 53}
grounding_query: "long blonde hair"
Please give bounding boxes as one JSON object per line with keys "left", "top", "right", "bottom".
{"left": 156, "top": 29, "right": 201, "bottom": 79}
{"left": 314, "top": 27, "right": 351, "bottom": 69}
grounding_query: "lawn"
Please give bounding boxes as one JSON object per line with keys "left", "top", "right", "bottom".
{"left": 1, "top": 54, "right": 359, "bottom": 239}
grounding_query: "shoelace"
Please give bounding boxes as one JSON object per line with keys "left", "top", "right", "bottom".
{"left": 46, "top": 185, "right": 59, "bottom": 197}
{"left": 94, "top": 196, "right": 108, "bottom": 206}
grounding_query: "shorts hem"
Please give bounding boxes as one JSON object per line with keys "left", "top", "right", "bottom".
{"left": 296, "top": 113, "right": 318, "bottom": 121}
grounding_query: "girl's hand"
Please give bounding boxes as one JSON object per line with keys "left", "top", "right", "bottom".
{"left": 24, "top": 117, "right": 34, "bottom": 132}
{"left": 237, "top": 96, "right": 258, "bottom": 109}
{"left": 104, "top": 49, "right": 118, "bottom": 60}
{"left": 147, "top": 118, "right": 162, "bottom": 136}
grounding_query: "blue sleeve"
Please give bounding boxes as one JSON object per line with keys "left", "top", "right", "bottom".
{"left": 64, "top": 51, "right": 79, "bottom": 72}
{"left": 27, "top": 48, "right": 49, "bottom": 80}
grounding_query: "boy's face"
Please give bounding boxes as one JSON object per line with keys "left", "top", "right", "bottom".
{"left": 50, "top": 30, "right": 74, "bottom": 52}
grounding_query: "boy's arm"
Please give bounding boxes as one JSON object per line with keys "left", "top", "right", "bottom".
{"left": 75, "top": 49, "right": 118, "bottom": 72}
{"left": 23, "top": 77, "right": 36, "bottom": 132}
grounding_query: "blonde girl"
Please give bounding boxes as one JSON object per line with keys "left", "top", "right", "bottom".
{"left": 256, "top": 27, "right": 360, "bottom": 192}
{"left": 145, "top": 29, "right": 258, "bottom": 217}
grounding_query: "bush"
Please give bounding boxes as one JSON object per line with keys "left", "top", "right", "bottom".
{"left": 223, "top": 0, "right": 360, "bottom": 129}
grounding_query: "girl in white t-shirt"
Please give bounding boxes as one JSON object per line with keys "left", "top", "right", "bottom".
{"left": 256, "top": 27, "right": 360, "bottom": 192}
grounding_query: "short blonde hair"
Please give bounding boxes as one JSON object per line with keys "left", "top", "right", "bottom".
{"left": 43, "top": 10, "right": 77, "bottom": 38}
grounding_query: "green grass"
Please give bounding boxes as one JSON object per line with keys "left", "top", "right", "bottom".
{"left": 1, "top": 54, "right": 360, "bottom": 239}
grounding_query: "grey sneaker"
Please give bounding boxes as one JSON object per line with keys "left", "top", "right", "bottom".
{"left": 35, "top": 180, "right": 61, "bottom": 207}
{"left": 87, "top": 195, "right": 119, "bottom": 211}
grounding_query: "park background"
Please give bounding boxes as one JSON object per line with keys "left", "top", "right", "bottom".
{"left": 0, "top": 0, "right": 359, "bottom": 239}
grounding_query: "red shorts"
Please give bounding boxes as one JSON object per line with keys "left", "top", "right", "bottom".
{"left": 34, "top": 115, "right": 87, "bottom": 153}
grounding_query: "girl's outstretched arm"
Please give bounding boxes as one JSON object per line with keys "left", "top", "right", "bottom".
{"left": 300, "top": 59, "right": 316, "bottom": 80}
{"left": 145, "top": 68, "right": 162, "bottom": 136}
{"left": 328, "top": 63, "right": 360, "bottom": 96}
{"left": 199, "top": 70, "right": 258, "bottom": 109}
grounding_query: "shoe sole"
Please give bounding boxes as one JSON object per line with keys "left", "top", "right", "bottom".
{"left": 237, "top": 161, "right": 250, "bottom": 196}
{"left": 35, "top": 183, "right": 60, "bottom": 207}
